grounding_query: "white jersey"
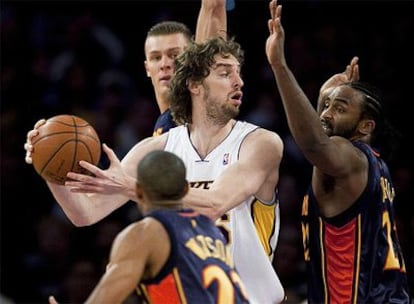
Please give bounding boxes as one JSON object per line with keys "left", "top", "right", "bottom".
{"left": 165, "top": 121, "right": 285, "bottom": 304}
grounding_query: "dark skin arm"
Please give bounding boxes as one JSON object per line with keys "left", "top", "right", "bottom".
{"left": 49, "top": 217, "right": 170, "bottom": 304}
{"left": 265, "top": 0, "right": 369, "bottom": 217}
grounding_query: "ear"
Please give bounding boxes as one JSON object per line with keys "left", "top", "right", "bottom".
{"left": 358, "top": 119, "right": 375, "bottom": 136}
{"left": 144, "top": 61, "right": 150, "bottom": 77}
{"left": 182, "top": 182, "right": 189, "bottom": 197}
{"left": 135, "top": 183, "right": 145, "bottom": 201}
{"left": 188, "top": 81, "right": 200, "bottom": 95}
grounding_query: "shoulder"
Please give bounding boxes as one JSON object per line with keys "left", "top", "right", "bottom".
{"left": 238, "top": 127, "right": 283, "bottom": 165}
{"left": 244, "top": 126, "right": 283, "bottom": 152}
{"left": 114, "top": 217, "right": 168, "bottom": 249}
{"left": 130, "top": 132, "right": 169, "bottom": 154}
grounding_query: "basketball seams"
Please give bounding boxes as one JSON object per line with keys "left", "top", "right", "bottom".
{"left": 31, "top": 114, "right": 101, "bottom": 185}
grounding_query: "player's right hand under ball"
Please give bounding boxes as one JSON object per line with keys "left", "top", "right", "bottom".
{"left": 24, "top": 118, "right": 46, "bottom": 164}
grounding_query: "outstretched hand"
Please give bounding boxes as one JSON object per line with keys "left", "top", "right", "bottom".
{"left": 317, "top": 56, "right": 359, "bottom": 113}
{"left": 65, "top": 143, "right": 133, "bottom": 197}
{"left": 320, "top": 56, "right": 360, "bottom": 94}
{"left": 265, "top": 0, "right": 285, "bottom": 69}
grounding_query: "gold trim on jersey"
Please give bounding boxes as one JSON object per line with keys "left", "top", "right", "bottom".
{"left": 251, "top": 198, "right": 277, "bottom": 258}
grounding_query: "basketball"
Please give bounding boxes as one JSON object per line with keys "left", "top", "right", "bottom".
{"left": 31, "top": 114, "right": 101, "bottom": 185}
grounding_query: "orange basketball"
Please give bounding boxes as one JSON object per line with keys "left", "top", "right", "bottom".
{"left": 31, "top": 114, "right": 101, "bottom": 185}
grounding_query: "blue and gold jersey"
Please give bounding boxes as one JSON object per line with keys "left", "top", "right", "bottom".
{"left": 137, "top": 209, "right": 249, "bottom": 304}
{"left": 153, "top": 109, "right": 176, "bottom": 137}
{"left": 301, "top": 141, "right": 410, "bottom": 303}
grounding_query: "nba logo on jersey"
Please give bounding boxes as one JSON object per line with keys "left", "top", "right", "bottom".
{"left": 223, "top": 153, "right": 230, "bottom": 165}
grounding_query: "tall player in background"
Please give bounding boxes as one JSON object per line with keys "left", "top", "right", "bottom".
{"left": 265, "top": 0, "right": 410, "bottom": 302}
{"left": 49, "top": 150, "right": 250, "bottom": 304}
{"left": 146, "top": 0, "right": 229, "bottom": 136}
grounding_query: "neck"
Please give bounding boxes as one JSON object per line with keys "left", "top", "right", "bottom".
{"left": 188, "top": 119, "right": 236, "bottom": 159}
{"left": 146, "top": 200, "right": 183, "bottom": 213}
{"left": 155, "top": 92, "right": 170, "bottom": 114}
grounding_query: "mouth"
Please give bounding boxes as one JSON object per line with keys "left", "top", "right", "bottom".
{"left": 321, "top": 120, "right": 332, "bottom": 132}
{"left": 230, "top": 91, "right": 243, "bottom": 106}
{"left": 159, "top": 75, "right": 172, "bottom": 85}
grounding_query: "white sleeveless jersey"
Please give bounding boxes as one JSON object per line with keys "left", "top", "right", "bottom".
{"left": 165, "top": 121, "right": 285, "bottom": 304}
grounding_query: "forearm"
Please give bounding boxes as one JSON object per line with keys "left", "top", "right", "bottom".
{"left": 272, "top": 63, "right": 327, "bottom": 150}
{"left": 47, "top": 182, "right": 129, "bottom": 226}
{"left": 195, "top": 0, "right": 227, "bottom": 42}
{"left": 184, "top": 188, "right": 228, "bottom": 221}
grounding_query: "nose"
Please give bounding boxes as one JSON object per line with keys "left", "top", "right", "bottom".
{"left": 321, "top": 108, "right": 332, "bottom": 121}
{"left": 160, "top": 55, "right": 173, "bottom": 70}
{"left": 234, "top": 74, "right": 244, "bottom": 89}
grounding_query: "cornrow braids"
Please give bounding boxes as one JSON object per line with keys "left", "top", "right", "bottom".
{"left": 346, "top": 81, "right": 401, "bottom": 161}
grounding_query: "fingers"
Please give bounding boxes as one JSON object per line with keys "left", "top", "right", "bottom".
{"left": 350, "top": 56, "right": 359, "bottom": 66}
{"left": 66, "top": 171, "right": 95, "bottom": 183}
{"left": 276, "top": 2, "right": 282, "bottom": 22}
{"left": 353, "top": 63, "right": 360, "bottom": 81}
{"left": 268, "top": 0, "right": 282, "bottom": 35}
{"left": 269, "top": 0, "right": 281, "bottom": 21}
{"left": 269, "top": 0, "right": 276, "bottom": 20}
{"left": 24, "top": 132, "right": 35, "bottom": 164}
{"left": 103, "top": 143, "right": 120, "bottom": 164}
{"left": 349, "top": 56, "right": 359, "bottom": 81}
{"left": 34, "top": 118, "right": 46, "bottom": 129}
{"left": 26, "top": 129, "right": 38, "bottom": 144}
{"left": 79, "top": 160, "right": 102, "bottom": 175}
{"left": 49, "top": 295, "right": 58, "bottom": 304}
{"left": 24, "top": 143, "right": 33, "bottom": 164}
{"left": 24, "top": 119, "right": 46, "bottom": 165}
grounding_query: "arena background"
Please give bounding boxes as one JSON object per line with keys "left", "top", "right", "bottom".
{"left": 1, "top": 1, "right": 413, "bottom": 302}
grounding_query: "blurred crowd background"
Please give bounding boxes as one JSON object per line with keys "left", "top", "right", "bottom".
{"left": 1, "top": 1, "right": 413, "bottom": 303}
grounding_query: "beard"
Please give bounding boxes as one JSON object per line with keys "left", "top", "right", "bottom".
{"left": 203, "top": 86, "right": 240, "bottom": 125}
{"left": 330, "top": 121, "right": 359, "bottom": 139}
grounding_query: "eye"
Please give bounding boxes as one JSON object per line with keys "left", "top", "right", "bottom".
{"left": 220, "top": 72, "right": 230, "bottom": 78}
{"left": 149, "top": 55, "right": 162, "bottom": 62}
{"left": 335, "top": 105, "right": 345, "bottom": 113}
{"left": 171, "top": 52, "right": 180, "bottom": 59}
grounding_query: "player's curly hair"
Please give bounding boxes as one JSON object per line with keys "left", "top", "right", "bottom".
{"left": 169, "top": 36, "right": 244, "bottom": 125}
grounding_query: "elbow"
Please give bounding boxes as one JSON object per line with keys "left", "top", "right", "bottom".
{"left": 195, "top": 200, "right": 226, "bottom": 222}
{"left": 207, "top": 209, "right": 223, "bottom": 222}
{"left": 207, "top": 200, "right": 227, "bottom": 222}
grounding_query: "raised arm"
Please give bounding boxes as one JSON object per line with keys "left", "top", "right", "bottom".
{"left": 265, "top": 0, "right": 360, "bottom": 176}
{"left": 195, "top": 0, "right": 227, "bottom": 42}
{"left": 184, "top": 129, "right": 283, "bottom": 221}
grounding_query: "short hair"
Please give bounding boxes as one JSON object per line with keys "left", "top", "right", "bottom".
{"left": 345, "top": 81, "right": 401, "bottom": 161}
{"left": 146, "top": 21, "right": 192, "bottom": 41}
{"left": 137, "top": 150, "right": 187, "bottom": 201}
{"left": 169, "top": 36, "right": 244, "bottom": 125}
